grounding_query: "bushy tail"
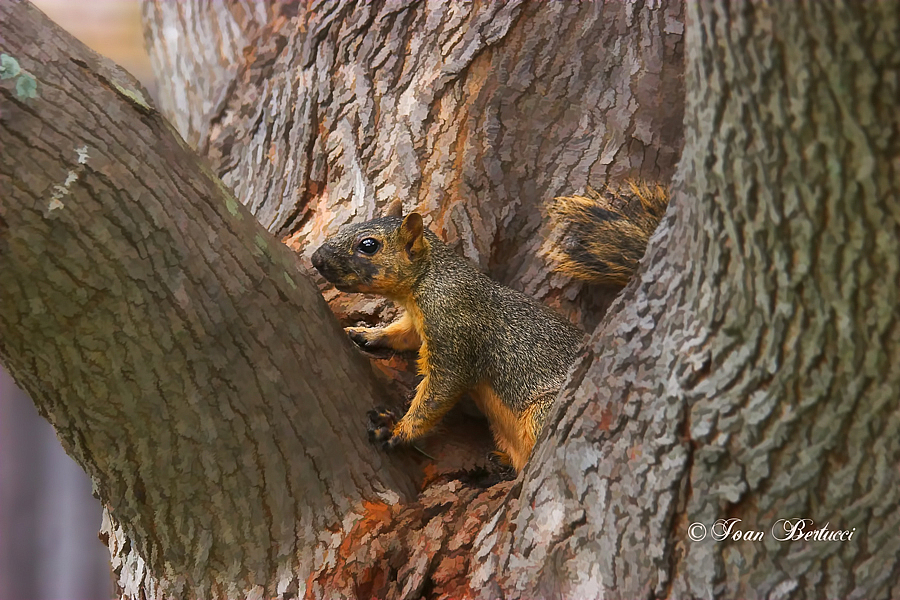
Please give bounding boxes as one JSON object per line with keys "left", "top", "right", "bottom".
{"left": 545, "top": 181, "right": 669, "bottom": 286}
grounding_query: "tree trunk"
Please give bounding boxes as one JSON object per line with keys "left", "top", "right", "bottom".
{"left": 1, "top": 0, "right": 897, "bottom": 599}
{"left": 474, "top": 2, "right": 900, "bottom": 599}
{"left": 141, "top": 0, "right": 282, "bottom": 148}
{"left": 149, "top": 0, "right": 684, "bottom": 333}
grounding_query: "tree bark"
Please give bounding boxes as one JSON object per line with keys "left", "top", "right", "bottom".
{"left": 141, "top": 0, "right": 283, "bottom": 148}
{"left": 144, "top": 0, "right": 685, "bottom": 333}
{"left": 472, "top": 2, "right": 900, "bottom": 599}
{"left": 2, "top": 0, "right": 898, "bottom": 599}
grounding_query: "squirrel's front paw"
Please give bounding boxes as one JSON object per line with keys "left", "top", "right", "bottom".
{"left": 347, "top": 327, "right": 395, "bottom": 358}
{"left": 367, "top": 407, "right": 403, "bottom": 449}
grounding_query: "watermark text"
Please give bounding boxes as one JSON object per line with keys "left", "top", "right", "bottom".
{"left": 687, "top": 518, "right": 857, "bottom": 542}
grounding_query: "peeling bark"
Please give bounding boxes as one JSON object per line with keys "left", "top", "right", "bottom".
{"left": 188, "top": 0, "right": 684, "bottom": 332}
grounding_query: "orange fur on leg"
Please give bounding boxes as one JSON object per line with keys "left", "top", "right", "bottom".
{"left": 345, "top": 310, "right": 422, "bottom": 352}
{"left": 471, "top": 382, "right": 534, "bottom": 471}
{"left": 374, "top": 311, "right": 422, "bottom": 351}
{"left": 390, "top": 373, "right": 461, "bottom": 444}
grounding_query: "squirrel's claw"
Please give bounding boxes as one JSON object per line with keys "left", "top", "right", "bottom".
{"left": 488, "top": 451, "right": 517, "bottom": 480}
{"left": 348, "top": 328, "right": 372, "bottom": 347}
{"left": 367, "top": 407, "right": 401, "bottom": 448}
{"left": 348, "top": 328, "right": 396, "bottom": 359}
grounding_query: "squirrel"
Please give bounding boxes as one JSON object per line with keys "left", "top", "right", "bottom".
{"left": 310, "top": 181, "right": 669, "bottom": 472}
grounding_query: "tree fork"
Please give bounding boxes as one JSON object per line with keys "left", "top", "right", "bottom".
{"left": 3, "top": 0, "right": 898, "bottom": 599}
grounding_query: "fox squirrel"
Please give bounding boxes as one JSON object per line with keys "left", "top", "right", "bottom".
{"left": 310, "top": 181, "right": 668, "bottom": 472}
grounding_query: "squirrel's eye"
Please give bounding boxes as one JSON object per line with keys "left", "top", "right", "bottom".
{"left": 356, "top": 237, "right": 381, "bottom": 255}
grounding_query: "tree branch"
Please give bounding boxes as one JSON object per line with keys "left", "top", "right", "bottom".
{"left": 0, "top": 1, "right": 415, "bottom": 597}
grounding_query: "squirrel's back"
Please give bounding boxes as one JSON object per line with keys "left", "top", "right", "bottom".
{"left": 416, "top": 237, "right": 582, "bottom": 407}
{"left": 410, "top": 235, "right": 583, "bottom": 468}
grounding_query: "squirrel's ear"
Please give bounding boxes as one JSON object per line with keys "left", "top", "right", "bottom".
{"left": 399, "top": 213, "right": 426, "bottom": 258}
{"left": 383, "top": 198, "right": 403, "bottom": 218}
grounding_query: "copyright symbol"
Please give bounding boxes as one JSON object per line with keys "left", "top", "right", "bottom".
{"left": 688, "top": 522, "right": 707, "bottom": 541}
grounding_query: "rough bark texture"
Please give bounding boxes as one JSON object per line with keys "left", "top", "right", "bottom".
{"left": 142, "top": 0, "right": 686, "bottom": 480}
{"left": 3, "top": 0, "right": 898, "bottom": 599}
{"left": 471, "top": 2, "right": 900, "bottom": 599}
{"left": 173, "top": 0, "right": 685, "bottom": 334}
{"left": 142, "top": 0, "right": 281, "bottom": 148}
{"left": 0, "top": 2, "right": 415, "bottom": 598}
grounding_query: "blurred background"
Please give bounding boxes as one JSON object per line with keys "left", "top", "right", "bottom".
{"left": 1, "top": 2, "right": 154, "bottom": 599}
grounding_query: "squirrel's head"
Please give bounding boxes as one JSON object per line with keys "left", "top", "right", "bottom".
{"left": 311, "top": 199, "right": 430, "bottom": 299}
